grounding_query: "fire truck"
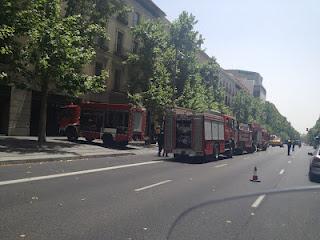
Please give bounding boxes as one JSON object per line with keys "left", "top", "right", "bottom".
{"left": 269, "top": 135, "right": 284, "bottom": 147}
{"left": 164, "top": 108, "right": 235, "bottom": 162}
{"left": 251, "top": 123, "right": 269, "bottom": 151}
{"left": 234, "top": 123, "right": 255, "bottom": 154}
{"left": 59, "top": 102, "right": 147, "bottom": 146}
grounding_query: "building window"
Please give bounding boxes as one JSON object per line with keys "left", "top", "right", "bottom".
{"left": 95, "top": 62, "right": 103, "bottom": 76}
{"left": 117, "top": 12, "right": 128, "bottom": 25}
{"left": 132, "top": 12, "right": 140, "bottom": 26}
{"left": 116, "top": 31, "right": 124, "bottom": 55}
{"left": 113, "top": 69, "right": 121, "bottom": 91}
{"left": 97, "top": 37, "right": 108, "bottom": 51}
{"left": 132, "top": 40, "right": 139, "bottom": 54}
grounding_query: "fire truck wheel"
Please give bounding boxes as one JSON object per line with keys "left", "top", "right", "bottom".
{"left": 236, "top": 148, "right": 243, "bottom": 155}
{"left": 251, "top": 144, "right": 257, "bottom": 153}
{"left": 226, "top": 148, "right": 233, "bottom": 158}
{"left": 66, "top": 127, "right": 78, "bottom": 142}
{"left": 119, "top": 141, "right": 129, "bottom": 147}
{"left": 102, "top": 134, "right": 114, "bottom": 147}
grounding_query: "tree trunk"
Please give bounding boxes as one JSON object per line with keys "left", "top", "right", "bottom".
{"left": 38, "top": 81, "right": 49, "bottom": 147}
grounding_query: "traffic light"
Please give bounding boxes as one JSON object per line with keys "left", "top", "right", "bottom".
{"left": 306, "top": 128, "right": 309, "bottom": 132}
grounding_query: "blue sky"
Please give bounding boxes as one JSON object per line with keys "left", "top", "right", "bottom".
{"left": 153, "top": 0, "right": 320, "bottom": 133}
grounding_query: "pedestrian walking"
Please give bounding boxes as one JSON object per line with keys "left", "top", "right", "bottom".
{"left": 292, "top": 141, "right": 295, "bottom": 152}
{"left": 287, "top": 139, "right": 292, "bottom": 156}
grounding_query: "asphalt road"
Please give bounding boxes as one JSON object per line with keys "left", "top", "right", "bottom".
{"left": 0, "top": 145, "right": 318, "bottom": 240}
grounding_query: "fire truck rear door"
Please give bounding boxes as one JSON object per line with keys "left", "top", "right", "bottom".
{"left": 192, "top": 116, "right": 203, "bottom": 153}
{"left": 164, "top": 112, "right": 175, "bottom": 152}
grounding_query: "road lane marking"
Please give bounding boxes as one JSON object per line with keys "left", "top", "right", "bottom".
{"left": 134, "top": 180, "right": 172, "bottom": 192}
{"left": 215, "top": 164, "right": 228, "bottom": 168}
{"left": 279, "top": 169, "right": 285, "bottom": 175}
{"left": 0, "top": 161, "right": 163, "bottom": 187}
{"left": 288, "top": 161, "right": 292, "bottom": 164}
{"left": 251, "top": 194, "right": 266, "bottom": 208}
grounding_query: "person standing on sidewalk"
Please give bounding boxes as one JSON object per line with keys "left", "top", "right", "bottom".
{"left": 155, "top": 126, "right": 164, "bottom": 157}
{"left": 287, "top": 139, "right": 292, "bottom": 156}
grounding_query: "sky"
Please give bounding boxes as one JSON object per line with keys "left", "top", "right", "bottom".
{"left": 152, "top": 0, "right": 320, "bottom": 133}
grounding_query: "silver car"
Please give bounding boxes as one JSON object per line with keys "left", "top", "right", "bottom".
{"left": 309, "top": 146, "right": 320, "bottom": 182}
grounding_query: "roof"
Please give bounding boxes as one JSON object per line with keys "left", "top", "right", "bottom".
{"left": 135, "top": 0, "right": 166, "bottom": 18}
{"left": 220, "top": 68, "right": 250, "bottom": 93}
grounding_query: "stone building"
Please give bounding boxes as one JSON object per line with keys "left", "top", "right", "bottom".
{"left": 196, "top": 51, "right": 250, "bottom": 107}
{"left": 0, "top": 0, "right": 167, "bottom": 136}
{"left": 219, "top": 69, "right": 250, "bottom": 107}
{"left": 225, "top": 70, "right": 267, "bottom": 101}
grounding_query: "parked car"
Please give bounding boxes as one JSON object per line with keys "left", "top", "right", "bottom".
{"left": 308, "top": 146, "right": 320, "bottom": 182}
{"left": 294, "top": 139, "right": 302, "bottom": 147}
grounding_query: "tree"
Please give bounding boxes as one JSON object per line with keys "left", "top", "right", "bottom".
{"left": 0, "top": 0, "right": 23, "bottom": 79}
{"left": 231, "top": 90, "right": 253, "bottom": 123}
{"left": 307, "top": 117, "right": 320, "bottom": 147}
{"left": 128, "top": 12, "right": 228, "bottom": 117}
{"left": 169, "top": 11, "right": 204, "bottom": 97}
{"left": 199, "top": 57, "right": 229, "bottom": 113}
{"left": 177, "top": 75, "right": 207, "bottom": 112}
{"left": 7, "top": 0, "right": 124, "bottom": 145}
{"left": 231, "top": 90, "right": 300, "bottom": 140}
{"left": 127, "top": 20, "right": 174, "bottom": 115}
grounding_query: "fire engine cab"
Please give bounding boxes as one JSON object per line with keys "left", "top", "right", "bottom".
{"left": 59, "top": 102, "right": 146, "bottom": 146}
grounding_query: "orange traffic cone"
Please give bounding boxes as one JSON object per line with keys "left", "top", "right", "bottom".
{"left": 250, "top": 166, "right": 261, "bottom": 182}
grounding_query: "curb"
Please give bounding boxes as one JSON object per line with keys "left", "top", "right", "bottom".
{"left": 0, "top": 153, "right": 136, "bottom": 166}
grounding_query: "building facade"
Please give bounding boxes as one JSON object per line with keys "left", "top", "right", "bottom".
{"left": 219, "top": 69, "right": 250, "bottom": 107}
{"left": 84, "top": 0, "right": 167, "bottom": 104}
{"left": 196, "top": 51, "right": 250, "bottom": 107}
{"left": 0, "top": 0, "right": 167, "bottom": 136}
{"left": 225, "top": 70, "right": 267, "bottom": 101}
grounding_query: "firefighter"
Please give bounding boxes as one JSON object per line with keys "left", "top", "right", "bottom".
{"left": 156, "top": 126, "right": 164, "bottom": 157}
{"left": 287, "top": 139, "right": 292, "bottom": 156}
{"left": 292, "top": 140, "right": 295, "bottom": 152}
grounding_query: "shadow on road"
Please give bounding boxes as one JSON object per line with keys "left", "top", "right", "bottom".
{"left": 163, "top": 155, "right": 227, "bottom": 164}
{"left": 0, "top": 137, "right": 80, "bottom": 155}
{"left": 0, "top": 137, "right": 139, "bottom": 155}
{"left": 56, "top": 138, "right": 139, "bottom": 150}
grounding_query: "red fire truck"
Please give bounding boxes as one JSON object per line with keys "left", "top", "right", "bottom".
{"left": 234, "top": 122, "right": 255, "bottom": 154}
{"left": 261, "top": 128, "right": 270, "bottom": 150}
{"left": 164, "top": 108, "right": 235, "bottom": 162}
{"left": 251, "top": 123, "right": 269, "bottom": 151}
{"left": 59, "top": 103, "right": 81, "bottom": 140}
{"left": 59, "top": 102, "right": 147, "bottom": 146}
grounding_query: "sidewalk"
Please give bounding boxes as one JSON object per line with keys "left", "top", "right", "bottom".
{"left": 0, "top": 136, "right": 158, "bottom": 165}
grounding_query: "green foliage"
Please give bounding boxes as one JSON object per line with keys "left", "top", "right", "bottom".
{"left": 177, "top": 75, "right": 207, "bottom": 112}
{"left": 231, "top": 91, "right": 300, "bottom": 140}
{"left": 128, "top": 12, "right": 229, "bottom": 116}
{"left": 127, "top": 20, "right": 174, "bottom": 115}
{"left": 0, "top": 0, "right": 22, "bottom": 79}
{"left": 2, "top": 0, "right": 124, "bottom": 143}
{"left": 170, "top": 11, "right": 204, "bottom": 95}
{"left": 17, "top": 0, "right": 108, "bottom": 93}
{"left": 232, "top": 90, "right": 253, "bottom": 123}
{"left": 307, "top": 117, "right": 320, "bottom": 147}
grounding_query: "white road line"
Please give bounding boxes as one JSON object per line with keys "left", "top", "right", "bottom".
{"left": 251, "top": 194, "right": 266, "bottom": 208}
{"left": 279, "top": 169, "right": 285, "bottom": 175}
{"left": 215, "top": 164, "right": 228, "bottom": 168}
{"left": 0, "top": 161, "right": 163, "bottom": 187}
{"left": 288, "top": 161, "right": 292, "bottom": 164}
{"left": 134, "top": 180, "right": 172, "bottom": 192}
